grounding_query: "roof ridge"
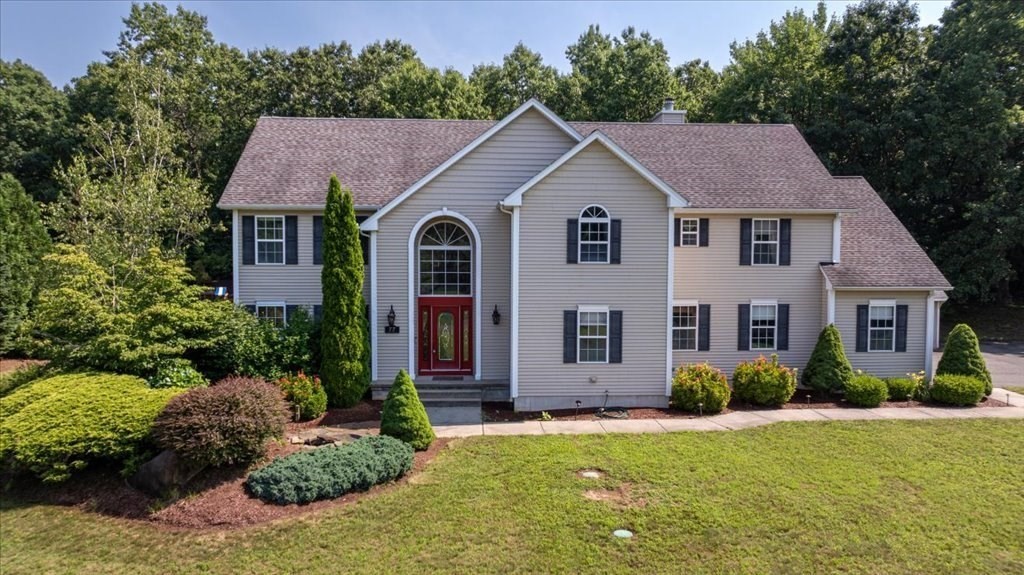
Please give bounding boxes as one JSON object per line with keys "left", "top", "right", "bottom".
{"left": 258, "top": 116, "right": 495, "bottom": 123}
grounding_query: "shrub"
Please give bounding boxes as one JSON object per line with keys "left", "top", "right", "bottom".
{"left": 147, "top": 359, "right": 208, "bottom": 389}
{"left": 671, "top": 363, "right": 731, "bottom": 414}
{"left": 277, "top": 308, "right": 318, "bottom": 375}
{"left": 937, "top": 324, "right": 992, "bottom": 395}
{"left": 844, "top": 374, "right": 888, "bottom": 407}
{"left": 246, "top": 435, "right": 413, "bottom": 505}
{"left": 802, "top": 324, "right": 854, "bottom": 394}
{"left": 0, "top": 373, "right": 181, "bottom": 482}
{"left": 885, "top": 377, "right": 918, "bottom": 401}
{"left": 152, "top": 376, "right": 290, "bottom": 467}
{"left": 276, "top": 372, "right": 328, "bottom": 421}
{"left": 930, "top": 374, "right": 986, "bottom": 406}
{"left": 732, "top": 354, "right": 797, "bottom": 407}
{"left": 380, "top": 370, "right": 435, "bottom": 450}
{"left": 191, "top": 303, "right": 283, "bottom": 381}
{"left": 0, "top": 174, "right": 50, "bottom": 354}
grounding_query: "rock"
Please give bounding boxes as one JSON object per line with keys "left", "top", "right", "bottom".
{"left": 129, "top": 449, "right": 206, "bottom": 496}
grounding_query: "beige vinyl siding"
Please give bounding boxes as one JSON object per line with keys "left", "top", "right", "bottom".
{"left": 517, "top": 143, "right": 670, "bottom": 405}
{"left": 673, "top": 214, "right": 833, "bottom": 377}
{"left": 835, "top": 290, "right": 928, "bottom": 377}
{"left": 236, "top": 210, "right": 371, "bottom": 307}
{"left": 375, "top": 108, "right": 577, "bottom": 381}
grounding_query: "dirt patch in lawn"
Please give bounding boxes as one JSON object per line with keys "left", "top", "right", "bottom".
{"left": 583, "top": 483, "right": 644, "bottom": 509}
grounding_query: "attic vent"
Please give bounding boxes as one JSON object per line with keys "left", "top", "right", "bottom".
{"left": 650, "top": 98, "right": 687, "bottom": 124}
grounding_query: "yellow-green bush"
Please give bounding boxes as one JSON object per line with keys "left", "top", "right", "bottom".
{"left": 0, "top": 373, "right": 181, "bottom": 482}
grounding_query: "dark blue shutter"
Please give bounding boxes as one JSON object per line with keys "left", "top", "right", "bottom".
{"left": 674, "top": 218, "right": 682, "bottom": 247}
{"left": 610, "top": 219, "right": 622, "bottom": 264}
{"left": 313, "top": 305, "right": 323, "bottom": 322}
{"left": 779, "top": 219, "right": 792, "bottom": 266}
{"left": 566, "top": 219, "right": 578, "bottom": 264}
{"left": 244, "top": 304, "right": 256, "bottom": 313}
{"left": 698, "top": 304, "right": 710, "bottom": 351}
{"left": 313, "top": 216, "right": 324, "bottom": 265}
{"left": 739, "top": 219, "right": 752, "bottom": 265}
{"left": 609, "top": 310, "right": 623, "bottom": 363}
{"left": 738, "top": 304, "right": 750, "bottom": 351}
{"left": 777, "top": 304, "right": 790, "bottom": 351}
{"left": 242, "top": 216, "right": 255, "bottom": 265}
{"left": 856, "top": 305, "right": 869, "bottom": 352}
{"left": 357, "top": 215, "right": 369, "bottom": 265}
{"left": 895, "top": 304, "right": 908, "bottom": 352}
{"left": 286, "top": 304, "right": 299, "bottom": 324}
{"left": 699, "top": 218, "right": 709, "bottom": 247}
{"left": 285, "top": 215, "right": 298, "bottom": 265}
{"left": 563, "top": 310, "right": 577, "bottom": 363}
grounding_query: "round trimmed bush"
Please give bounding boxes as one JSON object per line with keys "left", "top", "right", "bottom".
{"left": 0, "top": 373, "right": 181, "bottom": 482}
{"left": 671, "top": 363, "right": 730, "bottom": 414}
{"left": 802, "top": 324, "right": 854, "bottom": 393}
{"left": 275, "top": 372, "right": 328, "bottom": 421}
{"left": 884, "top": 377, "right": 918, "bottom": 401}
{"left": 246, "top": 435, "right": 414, "bottom": 504}
{"left": 930, "top": 374, "right": 986, "bottom": 406}
{"left": 152, "top": 376, "right": 290, "bottom": 467}
{"left": 937, "top": 324, "right": 992, "bottom": 396}
{"left": 147, "top": 359, "right": 208, "bottom": 389}
{"left": 380, "top": 370, "right": 434, "bottom": 450}
{"left": 732, "top": 354, "right": 797, "bottom": 407}
{"left": 844, "top": 374, "right": 888, "bottom": 407}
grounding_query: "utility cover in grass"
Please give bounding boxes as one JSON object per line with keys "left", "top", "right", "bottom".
{"left": 380, "top": 369, "right": 435, "bottom": 450}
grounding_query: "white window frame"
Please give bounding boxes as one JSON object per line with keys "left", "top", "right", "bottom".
{"left": 672, "top": 300, "right": 699, "bottom": 351}
{"left": 679, "top": 218, "right": 700, "bottom": 247}
{"left": 750, "top": 300, "right": 778, "bottom": 351}
{"left": 577, "top": 305, "right": 609, "bottom": 364}
{"left": 418, "top": 221, "right": 473, "bottom": 297}
{"left": 751, "top": 218, "right": 779, "bottom": 266}
{"left": 255, "top": 215, "right": 286, "bottom": 265}
{"left": 868, "top": 300, "right": 897, "bottom": 353}
{"left": 578, "top": 205, "right": 610, "bottom": 264}
{"left": 255, "top": 301, "right": 287, "bottom": 327}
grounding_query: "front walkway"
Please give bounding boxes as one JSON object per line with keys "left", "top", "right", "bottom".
{"left": 431, "top": 387, "right": 1024, "bottom": 437}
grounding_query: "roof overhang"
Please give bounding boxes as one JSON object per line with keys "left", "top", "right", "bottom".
{"left": 501, "top": 131, "right": 688, "bottom": 209}
{"left": 360, "top": 99, "right": 581, "bottom": 232}
{"left": 680, "top": 207, "right": 859, "bottom": 215}
{"left": 219, "top": 203, "right": 380, "bottom": 211}
{"left": 818, "top": 265, "right": 952, "bottom": 292}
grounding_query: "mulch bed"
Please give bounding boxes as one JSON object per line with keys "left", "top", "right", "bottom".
{"left": 0, "top": 358, "right": 47, "bottom": 374}
{"left": 2, "top": 400, "right": 447, "bottom": 531}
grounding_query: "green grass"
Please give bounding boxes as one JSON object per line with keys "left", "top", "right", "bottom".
{"left": 2, "top": 420, "right": 1023, "bottom": 574}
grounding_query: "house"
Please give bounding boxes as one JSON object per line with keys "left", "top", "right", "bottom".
{"left": 217, "top": 99, "right": 951, "bottom": 411}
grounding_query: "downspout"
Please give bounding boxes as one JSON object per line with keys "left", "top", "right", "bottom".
{"left": 925, "top": 291, "right": 937, "bottom": 380}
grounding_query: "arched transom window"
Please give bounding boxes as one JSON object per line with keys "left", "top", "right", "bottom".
{"left": 579, "top": 205, "right": 610, "bottom": 263}
{"left": 419, "top": 221, "right": 472, "bottom": 295}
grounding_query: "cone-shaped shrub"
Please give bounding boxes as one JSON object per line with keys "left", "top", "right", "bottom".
{"left": 380, "top": 370, "right": 434, "bottom": 450}
{"left": 320, "top": 176, "right": 370, "bottom": 407}
{"left": 936, "top": 324, "right": 992, "bottom": 395}
{"left": 802, "top": 324, "right": 853, "bottom": 394}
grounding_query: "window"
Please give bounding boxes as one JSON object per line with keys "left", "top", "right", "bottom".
{"left": 256, "top": 216, "right": 285, "bottom": 264}
{"left": 419, "top": 221, "right": 472, "bottom": 296}
{"left": 679, "top": 219, "right": 699, "bottom": 246}
{"left": 750, "top": 303, "right": 777, "bottom": 350}
{"left": 752, "top": 219, "right": 779, "bottom": 265}
{"left": 577, "top": 307, "right": 609, "bottom": 363}
{"left": 868, "top": 301, "right": 896, "bottom": 352}
{"left": 256, "top": 302, "right": 286, "bottom": 328}
{"left": 672, "top": 304, "right": 698, "bottom": 351}
{"left": 579, "top": 205, "right": 610, "bottom": 263}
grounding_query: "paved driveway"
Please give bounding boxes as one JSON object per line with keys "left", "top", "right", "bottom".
{"left": 937, "top": 342, "right": 1024, "bottom": 388}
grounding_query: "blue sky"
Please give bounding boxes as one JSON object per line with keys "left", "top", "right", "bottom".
{"left": 1, "top": 0, "right": 952, "bottom": 88}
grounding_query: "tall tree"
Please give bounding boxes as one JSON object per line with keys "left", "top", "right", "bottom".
{"left": 471, "top": 43, "right": 560, "bottom": 118}
{"left": 351, "top": 40, "right": 420, "bottom": 117}
{"left": 375, "top": 60, "right": 485, "bottom": 119}
{"left": 320, "top": 175, "right": 369, "bottom": 407}
{"left": 673, "top": 59, "right": 721, "bottom": 122}
{"left": 0, "top": 174, "right": 50, "bottom": 353}
{"left": 0, "top": 60, "right": 71, "bottom": 201}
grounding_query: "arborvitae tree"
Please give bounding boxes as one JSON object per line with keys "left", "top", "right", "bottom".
{"left": 937, "top": 324, "right": 992, "bottom": 395}
{"left": 802, "top": 324, "right": 854, "bottom": 394}
{"left": 0, "top": 174, "right": 50, "bottom": 353}
{"left": 380, "top": 369, "right": 434, "bottom": 451}
{"left": 320, "top": 175, "right": 369, "bottom": 407}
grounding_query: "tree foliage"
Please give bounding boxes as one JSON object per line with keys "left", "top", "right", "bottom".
{"left": 0, "top": 174, "right": 50, "bottom": 353}
{"left": 320, "top": 176, "right": 369, "bottom": 407}
{"left": 471, "top": 43, "right": 560, "bottom": 118}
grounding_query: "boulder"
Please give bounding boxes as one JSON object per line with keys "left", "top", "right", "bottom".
{"left": 129, "top": 449, "right": 206, "bottom": 496}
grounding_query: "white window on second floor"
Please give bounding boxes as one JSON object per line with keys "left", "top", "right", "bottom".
{"left": 256, "top": 215, "right": 285, "bottom": 264}
{"left": 579, "top": 205, "right": 610, "bottom": 264}
{"left": 752, "top": 218, "right": 779, "bottom": 265}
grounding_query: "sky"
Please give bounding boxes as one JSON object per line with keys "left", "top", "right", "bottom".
{"left": 1, "top": 0, "right": 952, "bottom": 89}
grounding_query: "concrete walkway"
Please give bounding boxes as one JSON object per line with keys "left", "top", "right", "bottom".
{"left": 432, "top": 392, "right": 1024, "bottom": 438}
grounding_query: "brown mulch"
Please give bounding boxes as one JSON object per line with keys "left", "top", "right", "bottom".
{"left": 287, "top": 400, "right": 384, "bottom": 430}
{"left": 0, "top": 358, "right": 47, "bottom": 374}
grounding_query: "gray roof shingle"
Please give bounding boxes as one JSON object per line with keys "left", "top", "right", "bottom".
{"left": 822, "top": 177, "right": 951, "bottom": 290}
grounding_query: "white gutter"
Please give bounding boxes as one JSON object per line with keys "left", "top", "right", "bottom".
{"left": 832, "top": 213, "right": 842, "bottom": 264}
{"left": 231, "top": 209, "right": 240, "bottom": 304}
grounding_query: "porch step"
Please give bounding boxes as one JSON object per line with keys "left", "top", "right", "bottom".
{"left": 416, "top": 387, "right": 482, "bottom": 407}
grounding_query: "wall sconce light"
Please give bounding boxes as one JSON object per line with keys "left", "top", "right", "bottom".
{"left": 492, "top": 304, "right": 501, "bottom": 325}
{"left": 385, "top": 305, "right": 399, "bottom": 333}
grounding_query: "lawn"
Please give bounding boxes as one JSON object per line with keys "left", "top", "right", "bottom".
{"left": 2, "top": 419, "right": 1023, "bottom": 575}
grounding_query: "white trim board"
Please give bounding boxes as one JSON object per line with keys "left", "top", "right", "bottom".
{"left": 361, "top": 99, "right": 581, "bottom": 232}
{"left": 231, "top": 210, "right": 240, "bottom": 304}
{"left": 510, "top": 206, "right": 520, "bottom": 398}
{"left": 369, "top": 230, "right": 379, "bottom": 381}
{"left": 502, "top": 131, "right": 689, "bottom": 209}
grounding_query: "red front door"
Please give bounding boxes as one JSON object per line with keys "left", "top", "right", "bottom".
{"left": 418, "top": 297, "right": 472, "bottom": 375}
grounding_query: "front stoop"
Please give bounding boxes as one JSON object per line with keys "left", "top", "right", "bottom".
{"left": 418, "top": 387, "right": 483, "bottom": 425}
